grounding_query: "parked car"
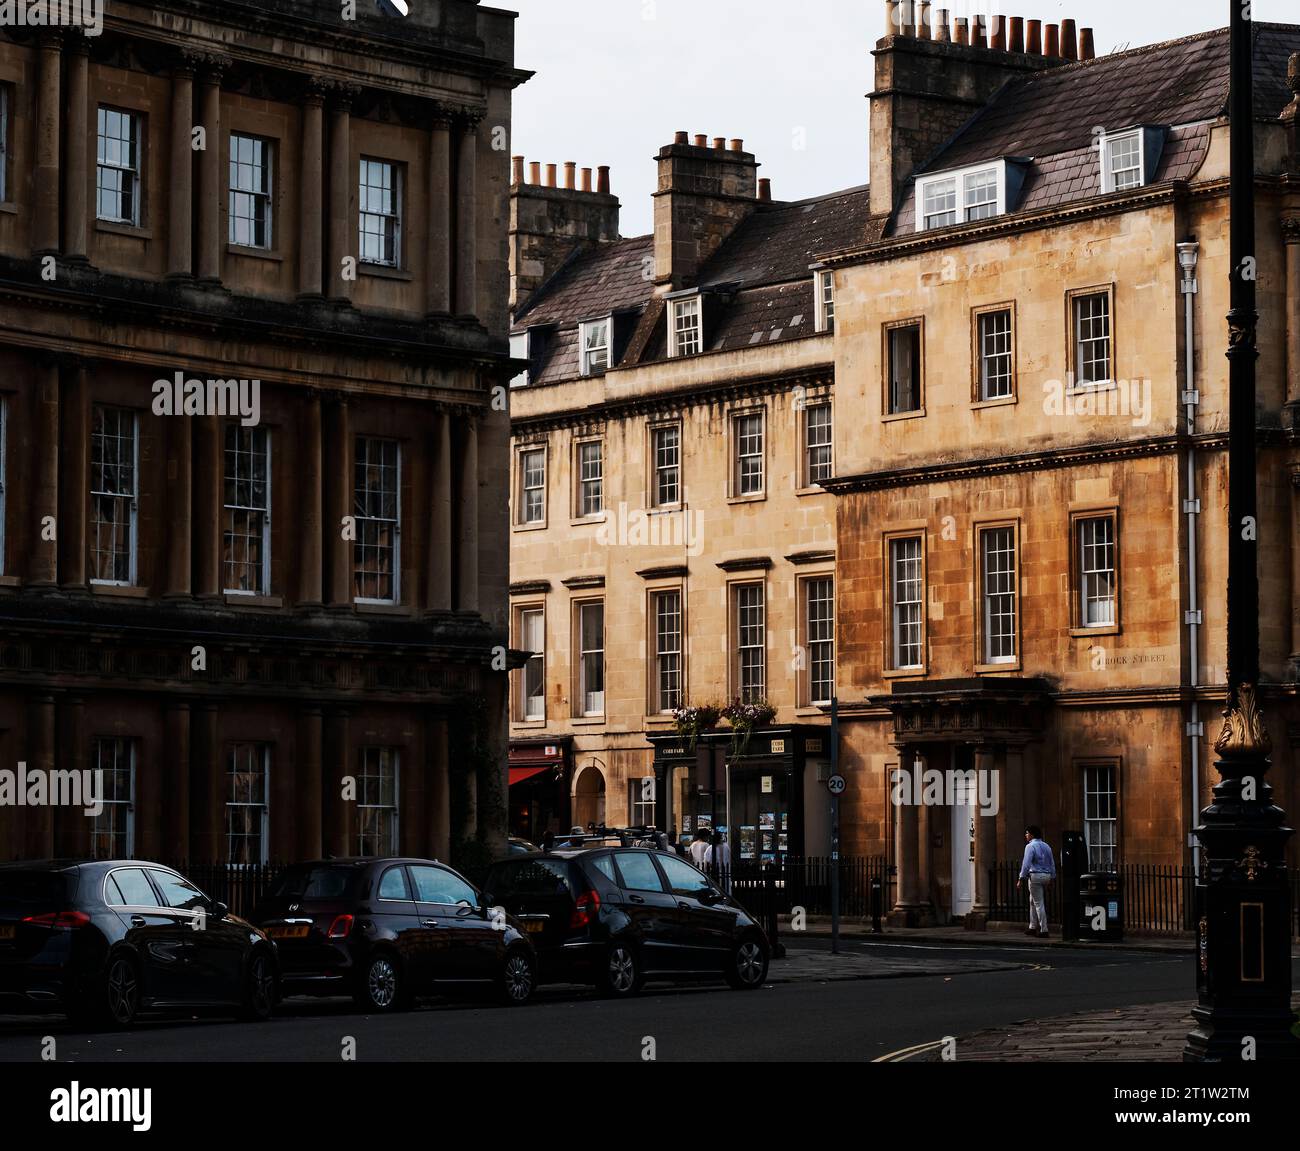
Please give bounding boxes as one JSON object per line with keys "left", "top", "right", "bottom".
{"left": 506, "top": 837, "right": 540, "bottom": 857}
{"left": 0, "top": 860, "right": 278, "bottom": 1027}
{"left": 483, "top": 846, "right": 769, "bottom": 996}
{"left": 249, "top": 858, "right": 536, "bottom": 1011}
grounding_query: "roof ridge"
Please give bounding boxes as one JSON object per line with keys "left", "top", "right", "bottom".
{"left": 756, "top": 183, "right": 872, "bottom": 211}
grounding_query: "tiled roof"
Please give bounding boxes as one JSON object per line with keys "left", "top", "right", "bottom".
{"left": 711, "top": 282, "right": 817, "bottom": 353}
{"left": 513, "top": 235, "right": 654, "bottom": 331}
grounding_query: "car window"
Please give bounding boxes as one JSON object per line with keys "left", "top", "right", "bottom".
{"left": 378, "top": 866, "right": 411, "bottom": 900}
{"left": 657, "top": 854, "right": 714, "bottom": 897}
{"left": 107, "top": 868, "right": 161, "bottom": 908}
{"left": 586, "top": 855, "right": 617, "bottom": 884}
{"left": 269, "top": 865, "right": 361, "bottom": 900}
{"left": 149, "top": 870, "right": 206, "bottom": 911}
{"left": 613, "top": 852, "right": 667, "bottom": 893}
{"left": 508, "top": 860, "right": 572, "bottom": 896}
{"left": 410, "top": 865, "right": 478, "bottom": 906}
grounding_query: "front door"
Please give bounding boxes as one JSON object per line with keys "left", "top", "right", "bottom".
{"left": 950, "top": 773, "right": 976, "bottom": 919}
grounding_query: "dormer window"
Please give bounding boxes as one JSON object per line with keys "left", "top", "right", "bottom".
{"left": 916, "top": 160, "right": 1021, "bottom": 233}
{"left": 1099, "top": 127, "right": 1166, "bottom": 195}
{"left": 509, "top": 332, "right": 529, "bottom": 388}
{"left": 815, "top": 270, "right": 835, "bottom": 333}
{"left": 669, "top": 295, "right": 702, "bottom": 357}
{"left": 580, "top": 318, "right": 611, "bottom": 376}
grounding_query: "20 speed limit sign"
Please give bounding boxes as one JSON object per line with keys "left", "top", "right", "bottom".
{"left": 826, "top": 774, "right": 847, "bottom": 796}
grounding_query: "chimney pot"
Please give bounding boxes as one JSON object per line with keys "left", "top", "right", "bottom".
{"left": 545, "top": 163, "right": 557, "bottom": 188}
{"left": 1026, "top": 18, "right": 1042, "bottom": 54}
{"left": 918, "top": 1, "right": 931, "bottom": 39}
{"left": 1009, "top": 16, "right": 1024, "bottom": 53}
{"left": 693, "top": 134, "right": 708, "bottom": 147}
{"left": 1061, "top": 18, "right": 1078, "bottom": 60}
{"left": 897, "top": 0, "right": 914, "bottom": 35}
{"left": 972, "top": 14, "right": 987, "bottom": 48}
{"left": 674, "top": 130, "right": 689, "bottom": 145}
{"left": 597, "top": 166, "right": 610, "bottom": 195}
{"left": 528, "top": 161, "right": 541, "bottom": 185}
{"left": 886, "top": 0, "right": 898, "bottom": 36}
{"left": 511, "top": 155, "right": 524, "bottom": 185}
{"left": 1044, "top": 23, "right": 1059, "bottom": 58}
{"left": 713, "top": 136, "right": 726, "bottom": 150}
{"left": 954, "top": 16, "right": 968, "bottom": 45}
{"left": 758, "top": 178, "right": 772, "bottom": 201}
{"left": 1080, "top": 27, "right": 1096, "bottom": 61}
{"left": 581, "top": 167, "right": 593, "bottom": 193}
{"left": 729, "top": 138, "right": 743, "bottom": 153}
{"left": 991, "top": 14, "right": 1005, "bottom": 51}
{"left": 563, "top": 161, "right": 576, "bottom": 190}
{"left": 935, "top": 8, "right": 950, "bottom": 42}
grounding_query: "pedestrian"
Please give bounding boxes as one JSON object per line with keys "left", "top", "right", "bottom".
{"left": 1016, "top": 825, "right": 1056, "bottom": 939}
{"left": 704, "top": 829, "right": 732, "bottom": 891}
{"left": 687, "top": 828, "right": 711, "bottom": 868}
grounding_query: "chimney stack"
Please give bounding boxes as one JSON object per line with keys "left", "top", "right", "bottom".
{"left": 674, "top": 130, "right": 689, "bottom": 145}
{"left": 511, "top": 155, "right": 524, "bottom": 185}
{"left": 1044, "top": 23, "right": 1059, "bottom": 58}
{"left": 991, "top": 14, "right": 1005, "bottom": 51}
{"left": 758, "top": 178, "right": 772, "bottom": 201}
{"left": 1009, "top": 16, "right": 1024, "bottom": 53}
{"left": 564, "top": 161, "right": 576, "bottom": 190}
{"left": 528, "top": 160, "right": 541, "bottom": 185}
{"left": 1080, "top": 27, "right": 1096, "bottom": 60}
{"left": 545, "top": 163, "right": 557, "bottom": 188}
{"left": 1061, "top": 18, "right": 1078, "bottom": 60}
{"left": 597, "top": 166, "right": 611, "bottom": 194}
{"left": 693, "top": 133, "right": 708, "bottom": 147}
{"left": 954, "top": 16, "right": 968, "bottom": 44}
{"left": 918, "top": 1, "right": 931, "bottom": 40}
{"left": 972, "top": 14, "right": 987, "bottom": 48}
{"left": 730, "top": 138, "right": 744, "bottom": 153}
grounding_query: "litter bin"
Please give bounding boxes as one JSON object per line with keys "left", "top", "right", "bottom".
{"left": 1079, "top": 872, "right": 1124, "bottom": 942}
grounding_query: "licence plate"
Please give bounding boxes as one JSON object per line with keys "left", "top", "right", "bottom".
{"left": 267, "top": 924, "right": 310, "bottom": 939}
{"left": 0, "top": 925, "right": 14, "bottom": 941}
{"left": 523, "top": 920, "right": 545, "bottom": 934}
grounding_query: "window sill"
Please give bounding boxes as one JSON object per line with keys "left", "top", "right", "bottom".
{"left": 971, "top": 395, "right": 1017, "bottom": 410}
{"left": 355, "top": 601, "right": 408, "bottom": 615}
{"left": 883, "top": 666, "right": 927, "bottom": 680}
{"left": 794, "top": 705, "right": 828, "bottom": 718}
{"left": 1070, "top": 624, "right": 1121, "bottom": 639}
{"left": 727, "top": 493, "right": 767, "bottom": 506}
{"left": 569, "top": 513, "right": 608, "bottom": 527}
{"left": 359, "top": 262, "right": 414, "bottom": 282}
{"left": 0, "top": 202, "right": 15, "bottom": 216}
{"left": 795, "top": 484, "right": 832, "bottom": 498}
{"left": 90, "top": 582, "right": 148, "bottom": 598}
{"left": 882, "top": 408, "right": 926, "bottom": 422}
{"left": 1066, "top": 381, "right": 1116, "bottom": 395}
{"left": 512, "top": 520, "right": 548, "bottom": 533}
{"left": 647, "top": 504, "right": 683, "bottom": 516}
{"left": 570, "top": 716, "right": 606, "bottom": 726}
{"left": 644, "top": 714, "right": 676, "bottom": 727}
{"left": 224, "top": 592, "right": 283, "bottom": 609}
{"left": 511, "top": 719, "right": 548, "bottom": 731}
{"left": 95, "top": 219, "right": 152, "bottom": 240}
{"left": 226, "top": 243, "right": 284, "bottom": 263}
{"left": 975, "top": 660, "right": 1022, "bottom": 675}
{"left": 0, "top": 574, "right": 21, "bottom": 588}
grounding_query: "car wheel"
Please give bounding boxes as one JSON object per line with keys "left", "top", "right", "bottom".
{"left": 599, "top": 942, "right": 643, "bottom": 997}
{"left": 105, "top": 954, "right": 141, "bottom": 1026}
{"left": 355, "top": 953, "right": 408, "bottom": 1013}
{"left": 240, "top": 951, "right": 276, "bottom": 1021}
{"left": 498, "top": 947, "right": 536, "bottom": 1007}
{"left": 726, "top": 936, "right": 769, "bottom": 990}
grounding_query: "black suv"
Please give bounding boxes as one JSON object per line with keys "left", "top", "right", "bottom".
{"left": 484, "top": 846, "right": 769, "bottom": 996}
{"left": 250, "top": 858, "right": 536, "bottom": 1011}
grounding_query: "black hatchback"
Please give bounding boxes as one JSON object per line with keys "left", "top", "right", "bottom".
{"left": 249, "top": 858, "right": 537, "bottom": 1011}
{"left": 0, "top": 860, "right": 278, "bottom": 1027}
{"left": 483, "top": 847, "right": 769, "bottom": 996}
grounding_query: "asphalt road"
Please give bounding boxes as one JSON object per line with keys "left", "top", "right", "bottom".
{"left": 0, "top": 938, "right": 1207, "bottom": 1062}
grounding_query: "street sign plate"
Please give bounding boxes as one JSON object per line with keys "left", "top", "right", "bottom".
{"left": 827, "top": 773, "right": 846, "bottom": 795}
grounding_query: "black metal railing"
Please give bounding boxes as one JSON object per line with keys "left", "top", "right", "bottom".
{"left": 709, "top": 856, "right": 893, "bottom": 919}
{"left": 164, "top": 860, "right": 286, "bottom": 920}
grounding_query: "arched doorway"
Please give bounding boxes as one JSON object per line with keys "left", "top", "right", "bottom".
{"left": 572, "top": 763, "right": 607, "bottom": 830}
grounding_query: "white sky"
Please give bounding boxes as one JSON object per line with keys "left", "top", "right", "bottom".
{"left": 503, "top": 0, "right": 1297, "bottom": 236}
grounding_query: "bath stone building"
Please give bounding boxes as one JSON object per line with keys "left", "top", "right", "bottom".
{"left": 0, "top": 0, "right": 528, "bottom": 867}
{"left": 505, "top": 145, "right": 874, "bottom": 854}
{"left": 824, "top": 13, "right": 1300, "bottom": 924}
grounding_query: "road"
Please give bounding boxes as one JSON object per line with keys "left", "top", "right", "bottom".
{"left": 0, "top": 938, "right": 1205, "bottom": 1062}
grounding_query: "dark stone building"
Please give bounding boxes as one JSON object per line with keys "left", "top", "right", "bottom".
{"left": 0, "top": 0, "right": 528, "bottom": 868}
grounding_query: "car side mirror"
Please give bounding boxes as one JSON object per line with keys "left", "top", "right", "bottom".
{"left": 699, "top": 888, "right": 723, "bottom": 905}
{"left": 210, "top": 901, "right": 229, "bottom": 921}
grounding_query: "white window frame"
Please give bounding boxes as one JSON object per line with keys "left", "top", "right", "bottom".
{"left": 650, "top": 423, "right": 681, "bottom": 508}
{"left": 1072, "top": 290, "right": 1113, "bottom": 388}
{"left": 90, "top": 406, "right": 139, "bottom": 587}
{"left": 356, "top": 747, "right": 400, "bottom": 857}
{"left": 358, "top": 156, "right": 402, "bottom": 267}
{"left": 229, "top": 132, "right": 273, "bottom": 250}
{"left": 1082, "top": 761, "right": 1118, "bottom": 872}
{"left": 732, "top": 410, "right": 765, "bottom": 497}
{"left": 804, "top": 401, "right": 833, "bottom": 487}
{"left": 577, "top": 600, "right": 605, "bottom": 717}
{"left": 669, "top": 295, "right": 703, "bottom": 357}
{"left": 90, "top": 738, "right": 136, "bottom": 859}
{"left": 814, "top": 269, "right": 835, "bottom": 333}
{"left": 652, "top": 588, "right": 683, "bottom": 715}
{"left": 1078, "top": 514, "right": 1117, "bottom": 628}
{"left": 226, "top": 743, "right": 271, "bottom": 866}
{"left": 518, "top": 606, "right": 546, "bottom": 722}
{"left": 222, "top": 425, "right": 272, "bottom": 596}
{"left": 915, "top": 161, "right": 1006, "bottom": 232}
{"left": 576, "top": 438, "right": 603, "bottom": 518}
{"left": 980, "top": 525, "right": 1018, "bottom": 665}
{"left": 518, "top": 445, "right": 546, "bottom": 525}
{"left": 804, "top": 576, "right": 834, "bottom": 706}
{"left": 509, "top": 332, "right": 529, "bottom": 389}
{"left": 890, "top": 536, "right": 925, "bottom": 672}
{"left": 352, "top": 436, "right": 401, "bottom": 605}
{"left": 96, "top": 106, "right": 140, "bottom": 226}
{"left": 580, "top": 318, "right": 611, "bottom": 376}
{"left": 977, "top": 307, "right": 1014, "bottom": 401}
{"left": 1100, "top": 130, "right": 1144, "bottom": 194}
{"left": 734, "top": 582, "right": 767, "bottom": 703}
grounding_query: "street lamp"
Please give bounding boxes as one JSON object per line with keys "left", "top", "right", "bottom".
{"left": 1184, "top": 1, "right": 1299, "bottom": 1062}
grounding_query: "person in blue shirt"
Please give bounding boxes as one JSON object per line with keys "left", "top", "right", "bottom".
{"left": 1016, "top": 826, "right": 1056, "bottom": 938}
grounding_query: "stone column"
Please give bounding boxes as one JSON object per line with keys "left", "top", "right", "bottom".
{"left": 196, "top": 61, "right": 226, "bottom": 283}
{"left": 971, "top": 745, "right": 997, "bottom": 924}
{"left": 165, "top": 418, "right": 193, "bottom": 597}
{"left": 298, "top": 391, "right": 323, "bottom": 606}
{"left": 428, "top": 714, "right": 450, "bottom": 859}
{"left": 890, "top": 748, "right": 921, "bottom": 924}
{"left": 454, "top": 113, "right": 479, "bottom": 317}
{"left": 30, "top": 360, "right": 60, "bottom": 587}
{"left": 298, "top": 706, "right": 324, "bottom": 859}
{"left": 328, "top": 398, "right": 352, "bottom": 607}
{"left": 192, "top": 702, "right": 223, "bottom": 860}
{"left": 167, "top": 61, "right": 195, "bottom": 278}
{"left": 63, "top": 36, "right": 90, "bottom": 262}
{"left": 427, "top": 411, "right": 452, "bottom": 611}
{"left": 456, "top": 417, "right": 479, "bottom": 613}
{"left": 34, "top": 32, "right": 62, "bottom": 255}
{"left": 163, "top": 702, "right": 191, "bottom": 862}
{"left": 1284, "top": 215, "right": 1300, "bottom": 408}
{"left": 298, "top": 83, "right": 326, "bottom": 299}
{"left": 917, "top": 797, "right": 932, "bottom": 919}
{"left": 326, "top": 710, "right": 351, "bottom": 856}
{"left": 427, "top": 111, "right": 453, "bottom": 315}
{"left": 28, "top": 695, "right": 56, "bottom": 857}
{"left": 59, "top": 362, "right": 88, "bottom": 589}
{"left": 327, "top": 88, "right": 356, "bottom": 304}
{"left": 59, "top": 696, "right": 88, "bottom": 857}
{"left": 194, "top": 416, "right": 222, "bottom": 597}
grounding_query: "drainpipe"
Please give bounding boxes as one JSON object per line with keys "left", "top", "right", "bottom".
{"left": 1178, "top": 240, "right": 1202, "bottom": 875}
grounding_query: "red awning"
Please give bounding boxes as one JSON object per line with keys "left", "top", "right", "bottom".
{"left": 509, "top": 765, "right": 553, "bottom": 787}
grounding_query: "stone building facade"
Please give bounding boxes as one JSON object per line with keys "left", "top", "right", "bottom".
{"left": 0, "top": 0, "right": 526, "bottom": 867}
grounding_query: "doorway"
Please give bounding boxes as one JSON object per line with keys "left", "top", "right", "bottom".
{"left": 572, "top": 764, "right": 606, "bottom": 830}
{"left": 950, "top": 751, "right": 976, "bottom": 919}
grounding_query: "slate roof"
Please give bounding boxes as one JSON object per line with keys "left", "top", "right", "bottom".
{"left": 514, "top": 235, "right": 654, "bottom": 329}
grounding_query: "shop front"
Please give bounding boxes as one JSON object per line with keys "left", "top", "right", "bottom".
{"left": 507, "top": 736, "right": 573, "bottom": 843}
{"left": 648, "top": 725, "right": 833, "bottom": 861}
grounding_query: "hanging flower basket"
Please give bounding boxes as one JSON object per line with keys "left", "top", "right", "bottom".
{"left": 721, "top": 699, "right": 777, "bottom": 760}
{"left": 671, "top": 704, "right": 721, "bottom": 751}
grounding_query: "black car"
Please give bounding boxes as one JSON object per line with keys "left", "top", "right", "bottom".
{"left": 483, "top": 846, "right": 769, "bottom": 996}
{"left": 250, "top": 858, "right": 536, "bottom": 1011}
{"left": 0, "top": 860, "right": 278, "bottom": 1027}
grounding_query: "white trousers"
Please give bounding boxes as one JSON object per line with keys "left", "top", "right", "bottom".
{"left": 1028, "top": 874, "right": 1049, "bottom": 933}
